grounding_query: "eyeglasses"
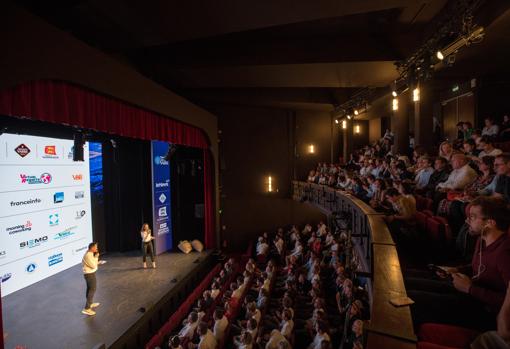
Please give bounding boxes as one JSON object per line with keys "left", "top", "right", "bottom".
{"left": 466, "top": 214, "right": 487, "bottom": 222}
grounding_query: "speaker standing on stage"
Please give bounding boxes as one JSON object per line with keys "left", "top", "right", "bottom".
{"left": 82, "top": 242, "right": 101, "bottom": 316}
{"left": 141, "top": 223, "right": 156, "bottom": 269}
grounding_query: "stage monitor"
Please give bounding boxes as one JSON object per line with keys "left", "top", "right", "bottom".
{"left": 0, "top": 133, "right": 95, "bottom": 297}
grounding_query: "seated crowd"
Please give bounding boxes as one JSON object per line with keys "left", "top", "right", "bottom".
{"left": 151, "top": 221, "right": 368, "bottom": 349}
{"left": 303, "top": 117, "right": 510, "bottom": 348}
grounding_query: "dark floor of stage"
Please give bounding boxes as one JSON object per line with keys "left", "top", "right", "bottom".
{"left": 2, "top": 250, "right": 213, "bottom": 349}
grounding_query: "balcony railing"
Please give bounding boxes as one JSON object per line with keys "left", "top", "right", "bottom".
{"left": 293, "top": 181, "right": 417, "bottom": 349}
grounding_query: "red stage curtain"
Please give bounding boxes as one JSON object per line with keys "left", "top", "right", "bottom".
{"left": 203, "top": 148, "right": 216, "bottom": 249}
{"left": 0, "top": 80, "right": 209, "bottom": 148}
{"left": 0, "top": 79, "right": 216, "bottom": 249}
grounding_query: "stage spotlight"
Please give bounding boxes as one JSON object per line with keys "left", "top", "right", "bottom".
{"left": 436, "top": 50, "right": 444, "bottom": 60}
{"left": 335, "top": 119, "right": 339, "bottom": 124}
{"left": 73, "top": 132, "right": 85, "bottom": 161}
{"left": 354, "top": 109, "right": 359, "bottom": 116}
{"left": 342, "top": 120, "right": 347, "bottom": 129}
{"left": 392, "top": 91, "right": 397, "bottom": 97}
{"left": 347, "top": 115, "right": 352, "bottom": 120}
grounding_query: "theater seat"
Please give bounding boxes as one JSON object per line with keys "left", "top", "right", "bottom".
{"left": 431, "top": 216, "right": 453, "bottom": 244}
{"left": 145, "top": 333, "right": 162, "bottom": 349}
{"left": 417, "top": 343, "right": 459, "bottom": 349}
{"left": 426, "top": 216, "right": 444, "bottom": 243}
{"left": 416, "top": 211, "right": 429, "bottom": 234}
{"left": 418, "top": 323, "right": 480, "bottom": 349}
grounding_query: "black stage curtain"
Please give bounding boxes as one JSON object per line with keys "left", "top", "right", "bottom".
{"left": 103, "top": 138, "right": 152, "bottom": 253}
{"left": 171, "top": 146, "right": 205, "bottom": 244}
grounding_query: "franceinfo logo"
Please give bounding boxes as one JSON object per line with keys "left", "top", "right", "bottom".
{"left": 10, "top": 198, "right": 41, "bottom": 207}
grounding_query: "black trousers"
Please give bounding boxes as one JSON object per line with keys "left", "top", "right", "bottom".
{"left": 143, "top": 241, "right": 155, "bottom": 263}
{"left": 84, "top": 272, "right": 96, "bottom": 309}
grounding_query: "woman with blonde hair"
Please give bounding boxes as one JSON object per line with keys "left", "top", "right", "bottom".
{"left": 140, "top": 223, "right": 156, "bottom": 268}
{"left": 438, "top": 141, "right": 454, "bottom": 161}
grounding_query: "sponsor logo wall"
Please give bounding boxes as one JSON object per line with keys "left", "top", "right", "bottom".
{"left": 151, "top": 141, "right": 173, "bottom": 255}
{"left": 0, "top": 133, "right": 93, "bottom": 297}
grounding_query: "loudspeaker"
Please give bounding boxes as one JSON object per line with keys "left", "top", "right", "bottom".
{"left": 73, "top": 132, "right": 85, "bottom": 161}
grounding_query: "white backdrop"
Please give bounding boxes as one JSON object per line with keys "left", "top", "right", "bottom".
{"left": 0, "top": 133, "right": 93, "bottom": 297}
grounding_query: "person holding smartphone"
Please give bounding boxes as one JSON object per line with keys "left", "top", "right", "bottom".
{"left": 141, "top": 223, "right": 156, "bottom": 269}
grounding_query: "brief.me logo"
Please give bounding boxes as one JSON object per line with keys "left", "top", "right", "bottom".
{"left": 25, "top": 262, "right": 37, "bottom": 273}
{"left": 49, "top": 213, "right": 59, "bottom": 226}
{"left": 54, "top": 226, "right": 77, "bottom": 241}
{"left": 14, "top": 144, "right": 30, "bottom": 157}
{"left": 154, "top": 156, "right": 169, "bottom": 166}
{"left": 20, "top": 236, "right": 48, "bottom": 249}
{"left": 20, "top": 173, "right": 52, "bottom": 185}
{"left": 72, "top": 174, "right": 83, "bottom": 181}
{"left": 6, "top": 220, "right": 32, "bottom": 235}
{"left": 10, "top": 198, "right": 41, "bottom": 207}
{"left": 43, "top": 145, "right": 59, "bottom": 159}
{"left": 1, "top": 273, "right": 12, "bottom": 283}
{"left": 75, "top": 191, "right": 84, "bottom": 199}
{"left": 156, "top": 180, "right": 170, "bottom": 188}
{"left": 75, "top": 210, "right": 86, "bottom": 220}
{"left": 48, "top": 253, "right": 63, "bottom": 266}
{"left": 54, "top": 192, "right": 64, "bottom": 203}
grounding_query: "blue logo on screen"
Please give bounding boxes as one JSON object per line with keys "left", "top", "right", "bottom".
{"left": 1, "top": 273, "right": 12, "bottom": 282}
{"left": 49, "top": 213, "right": 59, "bottom": 226}
{"left": 154, "top": 155, "right": 169, "bottom": 166}
{"left": 26, "top": 263, "right": 37, "bottom": 273}
{"left": 54, "top": 192, "right": 64, "bottom": 203}
{"left": 48, "top": 253, "right": 63, "bottom": 266}
{"left": 54, "top": 226, "right": 77, "bottom": 241}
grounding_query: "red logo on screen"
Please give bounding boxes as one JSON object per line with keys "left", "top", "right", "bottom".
{"left": 44, "top": 146, "right": 56, "bottom": 155}
{"left": 72, "top": 174, "right": 83, "bottom": 181}
{"left": 15, "top": 144, "right": 31, "bottom": 157}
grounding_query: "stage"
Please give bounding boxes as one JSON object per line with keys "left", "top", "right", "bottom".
{"left": 2, "top": 250, "right": 214, "bottom": 349}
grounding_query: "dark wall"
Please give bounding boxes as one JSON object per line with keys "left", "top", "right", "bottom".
{"left": 211, "top": 104, "right": 328, "bottom": 250}
{"left": 477, "top": 76, "right": 510, "bottom": 126}
{"left": 295, "top": 110, "right": 340, "bottom": 180}
{"left": 352, "top": 120, "right": 370, "bottom": 150}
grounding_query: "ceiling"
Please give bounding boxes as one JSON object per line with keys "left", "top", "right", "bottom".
{"left": 20, "top": 0, "right": 510, "bottom": 113}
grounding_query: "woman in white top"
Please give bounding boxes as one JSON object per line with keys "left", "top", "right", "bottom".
{"left": 140, "top": 223, "right": 156, "bottom": 268}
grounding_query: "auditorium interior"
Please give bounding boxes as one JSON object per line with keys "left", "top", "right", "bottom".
{"left": 2, "top": 1, "right": 510, "bottom": 349}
